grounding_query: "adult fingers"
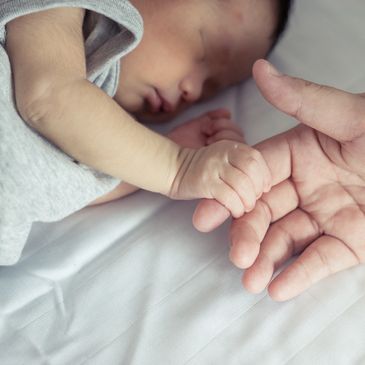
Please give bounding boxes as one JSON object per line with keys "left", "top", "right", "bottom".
{"left": 253, "top": 59, "right": 365, "bottom": 142}
{"left": 229, "top": 179, "right": 299, "bottom": 268}
{"left": 242, "top": 209, "right": 320, "bottom": 294}
{"left": 192, "top": 130, "right": 294, "bottom": 232}
{"left": 229, "top": 200, "right": 271, "bottom": 269}
{"left": 268, "top": 235, "right": 360, "bottom": 301}
{"left": 192, "top": 199, "right": 230, "bottom": 232}
{"left": 255, "top": 130, "right": 292, "bottom": 186}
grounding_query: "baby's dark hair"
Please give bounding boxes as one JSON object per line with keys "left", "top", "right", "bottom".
{"left": 272, "top": 0, "right": 293, "bottom": 46}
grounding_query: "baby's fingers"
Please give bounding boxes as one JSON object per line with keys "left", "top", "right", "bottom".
{"left": 201, "top": 117, "right": 243, "bottom": 138}
{"left": 212, "top": 181, "right": 245, "bottom": 219}
{"left": 230, "top": 149, "right": 270, "bottom": 198}
{"left": 207, "top": 130, "right": 245, "bottom": 144}
{"left": 220, "top": 166, "right": 256, "bottom": 212}
{"left": 211, "top": 118, "right": 244, "bottom": 137}
{"left": 206, "top": 108, "right": 232, "bottom": 119}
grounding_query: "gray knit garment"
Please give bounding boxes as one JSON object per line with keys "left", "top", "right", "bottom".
{"left": 0, "top": 0, "right": 143, "bottom": 265}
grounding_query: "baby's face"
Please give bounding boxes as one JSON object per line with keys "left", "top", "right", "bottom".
{"left": 114, "top": 0, "right": 278, "bottom": 122}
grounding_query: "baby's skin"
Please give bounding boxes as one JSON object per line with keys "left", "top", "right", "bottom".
{"left": 90, "top": 108, "right": 248, "bottom": 206}
{"left": 6, "top": 3, "right": 276, "bottom": 218}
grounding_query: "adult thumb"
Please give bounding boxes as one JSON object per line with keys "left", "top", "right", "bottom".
{"left": 253, "top": 59, "right": 365, "bottom": 142}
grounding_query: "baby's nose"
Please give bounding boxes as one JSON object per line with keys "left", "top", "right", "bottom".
{"left": 180, "top": 74, "right": 204, "bottom": 103}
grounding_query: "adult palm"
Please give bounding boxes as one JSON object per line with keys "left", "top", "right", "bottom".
{"left": 193, "top": 60, "right": 365, "bottom": 301}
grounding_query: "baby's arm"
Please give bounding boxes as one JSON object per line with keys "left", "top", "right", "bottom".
{"left": 6, "top": 8, "right": 179, "bottom": 195}
{"left": 89, "top": 109, "right": 245, "bottom": 206}
{"left": 6, "top": 8, "right": 271, "bottom": 216}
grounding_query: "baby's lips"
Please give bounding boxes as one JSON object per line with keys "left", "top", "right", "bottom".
{"left": 146, "top": 88, "right": 162, "bottom": 113}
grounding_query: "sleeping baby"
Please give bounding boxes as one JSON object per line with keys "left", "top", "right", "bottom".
{"left": 0, "top": 0, "right": 291, "bottom": 264}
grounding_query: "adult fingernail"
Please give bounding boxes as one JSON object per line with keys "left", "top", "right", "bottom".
{"left": 267, "top": 62, "right": 282, "bottom": 77}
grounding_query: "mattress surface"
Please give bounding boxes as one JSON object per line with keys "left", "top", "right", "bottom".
{"left": 1, "top": 0, "right": 365, "bottom": 364}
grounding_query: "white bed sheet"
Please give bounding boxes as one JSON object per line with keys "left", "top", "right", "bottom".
{"left": 1, "top": 0, "right": 365, "bottom": 364}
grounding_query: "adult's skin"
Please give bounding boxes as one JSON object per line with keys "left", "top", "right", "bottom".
{"left": 193, "top": 59, "right": 365, "bottom": 302}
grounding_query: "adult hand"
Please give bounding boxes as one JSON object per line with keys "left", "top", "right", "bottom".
{"left": 193, "top": 59, "right": 365, "bottom": 301}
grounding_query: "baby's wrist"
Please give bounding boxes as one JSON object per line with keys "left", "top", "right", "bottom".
{"left": 167, "top": 146, "right": 196, "bottom": 199}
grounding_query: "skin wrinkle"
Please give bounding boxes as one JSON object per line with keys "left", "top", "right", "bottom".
{"left": 317, "top": 133, "right": 348, "bottom": 180}
{"left": 282, "top": 209, "right": 323, "bottom": 252}
{"left": 218, "top": 173, "right": 242, "bottom": 216}
{"left": 303, "top": 244, "right": 331, "bottom": 279}
{"left": 303, "top": 208, "right": 322, "bottom": 237}
{"left": 314, "top": 132, "right": 365, "bottom": 233}
{"left": 258, "top": 198, "right": 274, "bottom": 225}
{"left": 229, "top": 157, "right": 259, "bottom": 201}
{"left": 318, "top": 198, "right": 358, "bottom": 243}
{"left": 328, "top": 234, "right": 362, "bottom": 265}
{"left": 341, "top": 137, "right": 365, "bottom": 179}
{"left": 168, "top": 149, "right": 195, "bottom": 198}
{"left": 273, "top": 220, "right": 296, "bottom": 257}
{"left": 292, "top": 81, "right": 323, "bottom": 127}
{"left": 286, "top": 128, "right": 305, "bottom": 207}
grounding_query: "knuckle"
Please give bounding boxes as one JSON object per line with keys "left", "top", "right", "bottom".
{"left": 246, "top": 195, "right": 257, "bottom": 211}
{"left": 243, "top": 192, "right": 256, "bottom": 212}
{"left": 248, "top": 148, "right": 262, "bottom": 161}
{"left": 234, "top": 170, "right": 249, "bottom": 186}
{"left": 245, "top": 156, "right": 260, "bottom": 174}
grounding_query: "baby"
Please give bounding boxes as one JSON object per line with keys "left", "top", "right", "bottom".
{"left": 4, "top": 0, "right": 291, "bottom": 222}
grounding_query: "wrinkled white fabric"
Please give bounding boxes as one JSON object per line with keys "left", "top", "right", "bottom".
{"left": 0, "top": 0, "right": 364, "bottom": 364}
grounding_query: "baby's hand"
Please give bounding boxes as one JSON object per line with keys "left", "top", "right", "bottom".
{"left": 169, "top": 141, "right": 272, "bottom": 218}
{"left": 167, "top": 108, "right": 244, "bottom": 148}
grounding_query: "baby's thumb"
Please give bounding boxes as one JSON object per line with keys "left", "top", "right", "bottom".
{"left": 253, "top": 59, "right": 365, "bottom": 142}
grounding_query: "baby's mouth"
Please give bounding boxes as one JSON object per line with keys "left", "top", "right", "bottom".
{"left": 146, "top": 88, "right": 162, "bottom": 113}
{"left": 146, "top": 88, "right": 175, "bottom": 114}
